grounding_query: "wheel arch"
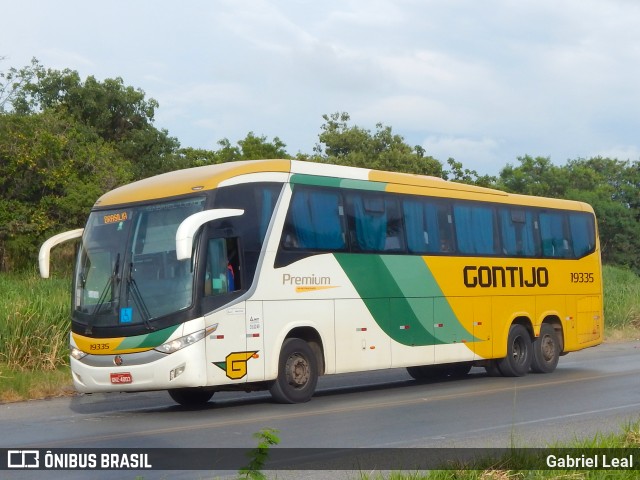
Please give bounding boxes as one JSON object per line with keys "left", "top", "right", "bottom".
{"left": 540, "top": 315, "right": 564, "bottom": 353}
{"left": 285, "top": 326, "right": 326, "bottom": 376}
{"left": 494, "top": 315, "right": 534, "bottom": 359}
{"left": 512, "top": 316, "right": 534, "bottom": 339}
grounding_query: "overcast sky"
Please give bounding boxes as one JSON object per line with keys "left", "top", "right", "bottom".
{"left": 3, "top": 0, "right": 640, "bottom": 175}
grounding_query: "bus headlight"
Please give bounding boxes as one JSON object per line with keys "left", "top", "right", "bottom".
{"left": 154, "top": 325, "right": 217, "bottom": 354}
{"left": 70, "top": 345, "right": 88, "bottom": 360}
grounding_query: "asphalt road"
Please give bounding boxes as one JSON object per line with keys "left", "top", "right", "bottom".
{"left": 1, "top": 340, "right": 639, "bottom": 479}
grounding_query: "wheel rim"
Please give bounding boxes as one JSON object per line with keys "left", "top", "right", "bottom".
{"left": 285, "top": 353, "right": 310, "bottom": 389}
{"left": 540, "top": 334, "right": 555, "bottom": 363}
{"left": 512, "top": 336, "right": 527, "bottom": 366}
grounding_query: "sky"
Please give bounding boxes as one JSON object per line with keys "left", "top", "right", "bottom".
{"left": 2, "top": 0, "right": 640, "bottom": 175}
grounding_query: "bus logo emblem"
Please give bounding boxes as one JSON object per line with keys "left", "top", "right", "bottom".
{"left": 214, "top": 351, "right": 258, "bottom": 380}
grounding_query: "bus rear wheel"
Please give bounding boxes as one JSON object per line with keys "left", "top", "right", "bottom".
{"left": 269, "top": 338, "right": 318, "bottom": 404}
{"left": 531, "top": 323, "right": 560, "bottom": 373}
{"left": 497, "top": 324, "right": 532, "bottom": 377}
{"left": 168, "top": 388, "right": 215, "bottom": 406}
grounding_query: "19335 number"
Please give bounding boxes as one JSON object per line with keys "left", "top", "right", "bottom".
{"left": 570, "top": 272, "right": 594, "bottom": 283}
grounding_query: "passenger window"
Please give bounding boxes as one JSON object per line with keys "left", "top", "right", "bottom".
{"left": 347, "top": 193, "right": 405, "bottom": 253}
{"left": 539, "top": 212, "right": 569, "bottom": 258}
{"left": 499, "top": 208, "right": 538, "bottom": 257}
{"left": 403, "top": 198, "right": 452, "bottom": 254}
{"left": 454, "top": 204, "right": 497, "bottom": 255}
{"left": 283, "top": 188, "right": 346, "bottom": 251}
{"left": 569, "top": 213, "right": 596, "bottom": 258}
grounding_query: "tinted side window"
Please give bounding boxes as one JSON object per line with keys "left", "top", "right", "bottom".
{"left": 403, "top": 198, "right": 454, "bottom": 254}
{"left": 454, "top": 203, "right": 497, "bottom": 255}
{"left": 282, "top": 187, "right": 346, "bottom": 251}
{"left": 278, "top": 183, "right": 597, "bottom": 262}
{"left": 346, "top": 192, "right": 405, "bottom": 253}
{"left": 569, "top": 212, "right": 596, "bottom": 258}
{"left": 499, "top": 208, "right": 539, "bottom": 257}
{"left": 539, "top": 211, "right": 569, "bottom": 258}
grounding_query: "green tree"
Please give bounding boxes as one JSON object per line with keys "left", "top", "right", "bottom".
{"left": 563, "top": 158, "right": 640, "bottom": 271}
{"left": 175, "top": 147, "right": 221, "bottom": 169}
{"left": 309, "top": 112, "right": 443, "bottom": 176}
{"left": 237, "top": 132, "right": 288, "bottom": 159}
{"left": 0, "top": 111, "right": 131, "bottom": 270}
{"left": 216, "top": 132, "right": 289, "bottom": 162}
{"left": 3, "top": 58, "right": 179, "bottom": 179}
{"left": 177, "top": 132, "right": 290, "bottom": 169}
{"left": 443, "top": 158, "right": 496, "bottom": 187}
{"left": 565, "top": 157, "right": 640, "bottom": 215}
{"left": 0, "top": 57, "right": 39, "bottom": 112}
{"left": 498, "top": 155, "right": 569, "bottom": 197}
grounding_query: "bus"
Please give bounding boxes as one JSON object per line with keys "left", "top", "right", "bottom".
{"left": 39, "top": 159, "right": 603, "bottom": 405}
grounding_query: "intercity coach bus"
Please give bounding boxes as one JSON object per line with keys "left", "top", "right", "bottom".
{"left": 39, "top": 160, "right": 603, "bottom": 405}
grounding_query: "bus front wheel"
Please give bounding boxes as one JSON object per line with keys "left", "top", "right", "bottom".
{"left": 497, "top": 324, "right": 532, "bottom": 377}
{"left": 269, "top": 338, "right": 318, "bottom": 404}
{"left": 168, "top": 388, "right": 215, "bottom": 406}
{"left": 531, "top": 323, "right": 560, "bottom": 373}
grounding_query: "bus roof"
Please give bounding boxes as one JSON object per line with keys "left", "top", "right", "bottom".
{"left": 95, "top": 160, "right": 291, "bottom": 207}
{"left": 94, "top": 159, "right": 593, "bottom": 213}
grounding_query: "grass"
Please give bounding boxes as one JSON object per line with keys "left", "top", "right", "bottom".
{"left": 0, "top": 363, "right": 73, "bottom": 403}
{"left": 0, "top": 265, "right": 639, "bottom": 402}
{"left": 602, "top": 264, "right": 640, "bottom": 331}
{"left": 0, "top": 270, "right": 70, "bottom": 371}
{"left": 0, "top": 270, "right": 74, "bottom": 402}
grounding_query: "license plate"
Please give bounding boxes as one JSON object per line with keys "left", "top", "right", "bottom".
{"left": 110, "top": 372, "right": 133, "bottom": 384}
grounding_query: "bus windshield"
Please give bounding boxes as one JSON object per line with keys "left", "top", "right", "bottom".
{"left": 74, "top": 198, "right": 206, "bottom": 329}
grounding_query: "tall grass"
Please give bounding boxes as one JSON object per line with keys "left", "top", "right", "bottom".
{"left": 0, "top": 271, "right": 70, "bottom": 370}
{"left": 602, "top": 264, "right": 640, "bottom": 330}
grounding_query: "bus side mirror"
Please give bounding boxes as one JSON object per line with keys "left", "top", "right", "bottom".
{"left": 175, "top": 209, "right": 244, "bottom": 261}
{"left": 39, "top": 228, "right": 84, "bottom": 278}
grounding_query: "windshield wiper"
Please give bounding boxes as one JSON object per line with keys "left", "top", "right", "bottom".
{"left": 85, "top": 253, "right": 120, "bottom": 335}
{"left": 126, "top": 263, "right": 155, "bottom": 331}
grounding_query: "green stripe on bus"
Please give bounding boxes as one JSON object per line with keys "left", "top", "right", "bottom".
{"left": 116, "top": 325, "right": 180, "bottom": 350}
{"left": 290, "top": 174, "right": 342, "bottom": 188}
{"left": 334, "top": 254, "right": 477, "bottom": 346}
{"left": 380, "top": 256, "right": 478, "bottom": 344}
{"left": 290, "top": 174, "right": 386, "bottom": 191}
{"left": 339, "top": 179, "right": 386, "bottom": 191}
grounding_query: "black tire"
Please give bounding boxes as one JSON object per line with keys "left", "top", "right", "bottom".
{"left": 269, "top": 338, "right": 318, "bottom": 404}
{"left": 168, "top": 388, "right": 215, "bottom": 406}
{"left": 496, "top": 324, "right": 532, "bottom": 377}
{"left": 531, "top": 323, "right": 560, "bottom": 373}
